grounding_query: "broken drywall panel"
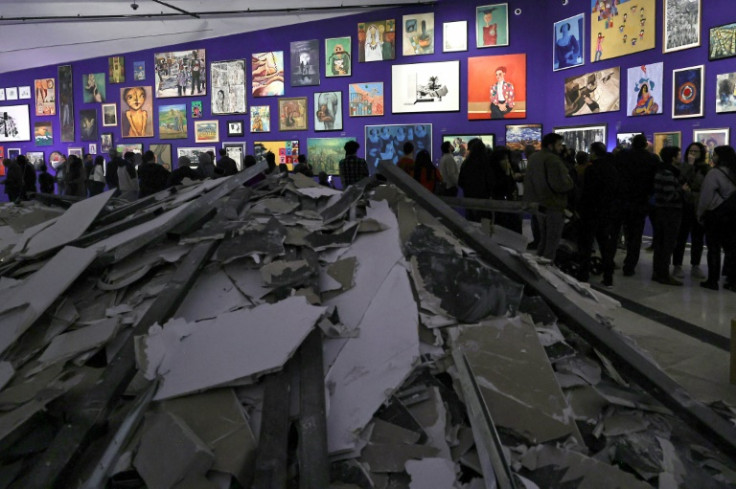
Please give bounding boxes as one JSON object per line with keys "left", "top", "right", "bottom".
{"left": 143, "top": 296, "right": 325, "bottom": 401}
{"left": 360, "top": 444, "right": 440, "bottom": 473}
{"left": 36, "top": 318, "right": 120, "bottom": 368}
{"left": 325, "top": 263, "right": 420, "bottom": 455}
{"left": 396, "top": 198, "right": 419, "bottom": 246}
{"left": 304, "top": 223, "right": 360, "bottom": 252}
{"left": 407, "top": 387, "right": 451, "bottom": 461}
{"left": 0, "top": 362, "right": 14, "bottom": 391}
{"left": 10, "top": 218, "right": 56, "bottom": 256}
{"left": 321, "top": 184, "right": 366, "bottom": 224}
{"left": 248, "top": 197, "right": 300, "bottom": 216}
{"left": 214, "top": 218, "right": 287, "bottom": 264}
{"left": 563, "top": 385, "right": 608, "bottom": 422}
{"left": 554, "top": 355, "right": 602, "bottom": 386}
{"left": 405, "top": 458, "right": 456, "bottom": 489}
{"left": 0, "top": 246, "right": 97, "bottom": 357}
{"left": 133, "top": 412, "right": 215, "bottom": 489}
{"left": 284, "top": 226, "right": 310, "bottom": 247}
{"left": 0, "top": 363, "right": 64, "bottom": 409}
{"left": 319, "top": 266, "right": 344, "bottom": 293}
{"left": 369, "top": 419, "right": 422, "bottom": 446}
{"left": 451, "top": 316, "right": 583, "bottom": 446}
{"left": 357, "top": 218, "right": 387, "bottom": 234}
{"left": 175, "top": 266, "right": 249, "bottom": 322}
{"left": 260, "top": 260, "right": 314, "bottom": 288}
{"left": 43, "top": 298, "right": 79, "bottom": 342}
{"left": 519, "top": 295, "right": 558, "bottom": 326}
{"left": 601, "top": 412, "right": 650, "bottom": 437}
{"left": 325, "top": 257, "right": 357, "bottom": 292}
{"left": 97, "top": 243, "right": 190, "bottom": 291}
{"left": 222, "top": 264, "right": 267, "bottom": 305}
{"left": 594, "top": 382, "right": 671, "bottom": 415}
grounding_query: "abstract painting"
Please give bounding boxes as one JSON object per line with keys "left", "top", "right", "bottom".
{"left": 314, "top": 91, "right": 343, "bottom": 131}
{"left": 672, "top": 65, "right": 704, "bottom": 118}
{"left": 34, "top": 78, "right": 56, "bottom": 116}
{"left": 403, "top": 12, "right": 434, "bottom": 55}
{"left": 590, "top": 0, "right": 655, "bottom": 62}
{"left": 476, "top": 3, "right": 509, "bottom": 48}
{"left": 290, "top": 40, "right": 320, "bottom": 86}
{"left": 254, "top": 140, "right": 300, "bottom": 170}
{"left": 564, "top": 66, "right": 620, "bottom": 117}
{"left": 349, "top": 82, "right": 384, "bottom": 117}
{"left": 709, "top": 22, "right": 736, "bottom": 60}
{"left": 211, "top": 59, "right": 247, "bottom": 114}
{"left": 252, "top": 51, "right": 285, "bottom": 96}
{"left": 627, "top": 62, "right": 663, "bottom": 116}
{"left": 154, "top": 49, "right": 207, "bottom": 98}
{"left": 109, "top": 56, "right": 125, "bottom": 84}
{"left": 358, "top": 19, "right": 396, "bottom": 61}
{"left": 716, "top": 72, "right": 736, "bottom": 113}
{"left": 468, "top": 54, "right": 526, "bottom": 120}
{"left": 505, "top": 124, "right": 542, "bottom": 151}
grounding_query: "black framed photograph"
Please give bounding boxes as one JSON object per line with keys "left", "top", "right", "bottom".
{"left": 227, "top": 120, "right": 244, "bottom": 137}
{"left": 553, "top": 123, "right": 607, "bottom": 154}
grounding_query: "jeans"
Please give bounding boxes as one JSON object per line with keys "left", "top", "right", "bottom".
{"left": 672, "top": 203, "right": 704, "bottom": 266}
{"left": 652, "top": 207, "right": 682, "bottom": 279}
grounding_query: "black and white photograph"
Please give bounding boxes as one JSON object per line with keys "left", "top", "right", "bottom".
{"left": 616, "top": 132, "right": 643, "bottom": 149}
{"left": 290, "top": 40, "right": 320, "bottom": 87}
{"left": 391, "top": 61, "right": 460, "bottom": 113}
{"left": 553, "top": 123, "right": 607, "bottom": 154}
{"left": 211, "top": 59, "right": 247, "bottom": 115}
{"left": 176, "top": 146, "right": 216, "bottom": 168}
{"left": 0, "top": 104, "right": 31, "bottom": 142}
{"left": 26, "top": 151, "right": 45, "bottom": 170}
{"left": 227, "top": 120, "right": 244, "bottom": 137}
{"left": 223, "top": 142, "right": 245, "bottom": 171}
{"left": 664, "top": 0, "right": 701, "bottom": 53}
{"left": 314, "top": 91, "right": 343, "bottom": 131}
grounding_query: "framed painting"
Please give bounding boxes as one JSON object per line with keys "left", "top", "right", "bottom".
{"left": 553, "top": 123, "right": 607, "bottom": 154}
{"left": 19, "top": 86, "right": 31, "bottom": 99}
{"left": 710, "top": 22, "right": 736, "bottom": 61}
{"left": 307, "top": 137, "right": 355, "bottom": 175}
{"left": 120, "top": 86, "right": 154, "bottom": 137}
{"left": 476, "top": 4, "right": 509, "bottom": 48}
{"left": 254, "top": 140, "right": 300, "bottom": 170}
{"left": 391, "top": 61, "right": 460, "bottom": 114}
{"left": 442, "top": 135, "right": 495, "bottom": 158}
{"left": 134, "top": 61, "right": 146, "bottom": 81}
{"left": 223, "top": 142, "right": 245, "bottom": 171}
{"left": 7, "top": 148, "right": 21, "bottom": 160}
{"left": 505, "top": 124, "right": 542, "bottom": 151}
{"left": 616, "top": 132, "right": 643, "bottom": 149}
{"left": 101, "top": 133, "right": 114, "bottom": 154}
{"left": 158, "top": 104, "right": 187, "bottom": 139}
{"left": 227, "top": 120, "right": 244, "bottom": 137}
{"left": 290, "top": 40, "right": 320, "bottom": 86}
{"left": 34, "top": 121, "right": 53, "bottom": 146}
{"left": 58, "top": 65, "right": 75, "bottom": 142}
{"left": 627, "top": 62, "right": 663, "bottom": 116}
{"left": 26, "top": 151, "right": 45, "bottom": 170}
{"left": 250, "top": 105, "right": 270, "bottom": 132}
{"left": 0, "top": 105, "right": 31, "bottom": 142}
{"left": 358, "top": 19, "right": 396, "bottom": 61}
{"left": 34, "top": 78, "right": 56, "bottom": 116}
{"left": 693, "top": 128, "right": 730, "bottom": 166}
{"left": 89, "top": 143, "right": 97, "bottom": 154}
{"left": 564, "top": 66, "right": 620, "bottom": 117}
{"left": 364, "top": 123, "right": 432, "bottom": 173}
{"left": 109, "top": 56, "right": 125, "bottom": 84}
{"left": 325, "top": 38, "right": 352, "bottom": 77}
{"left": 349, "top": 82, "right": 384, "bottom": 117}
{"left": 211, "top": 59, "right": 247, "bottom": 114}
{"left": 314, "top": 91, "right": 343, "bottom": 131}
{"left": 191, "top": 101, "right": 203, "bottom": 118}
{"left": 468, "top": 54, "right": 526, "bottom": 120}
{"left": 590, "top": 0, "right": 655, "bottom": 62}
{"left": 554, "top": 13, "right": 584, "bottom": 71}
{"left": 68, "top": 147, "right": 83, "bottom": 158}
{"left": 653, "top": 131, "right": 681, "bottom": 156}
{"left": 672, "top": 65, "right": 704, "bottom": 119}
{"left": 80, "top": 109, "right": 99, "bottom": 142}
{"left": 194, "top": 120, "right": 219, "bottom": 143}
{"left": 252, "top": 51, "right": 285, "bottom": 97}
{"left": 116, "top": 143, "right": 143, "bottom": 155}
{"left": 664, "top": 0, "right": 701, "bottom": 54}
{"left": 403, "top": 13, "right": 434, "bottom": 55}
{"left": 154, "top": 49, "right": 206, "bottom": 98}
{"left": 0, "top": 89, "right": 4, "bottom": 101}
{"left": 150, "top": 143, "right": 173, "bottom": 169}
{"left": 83, "top": 73, "right": 106, "bottom": 103}
{"left": 102, "top": 103, "right": 117, "bottom": 127}
{"left": 48, "top": 151, "right": 64, "bottom": 169}
{"left": 443, "top": 21, "right": 468, "bottom": 53}
{"left": 6, "top": 88, "right": 18, "bottom": 101}
{"left": 278, "top": 97, "right": 308, "bottom": 131}
{"left": 716, "top": 72, "right": 736, "bottom": 113}
{"left": 176, "top": 146, "right": 216, "bottom": 168}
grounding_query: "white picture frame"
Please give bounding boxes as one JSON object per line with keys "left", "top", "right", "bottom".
{"left": 391, "top": 61, "right": 460, "bottom": 114}
{"left": 443, "top": 21, "right": 468, "bottom": 52}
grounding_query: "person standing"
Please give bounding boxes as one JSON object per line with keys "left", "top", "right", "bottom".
{"left": 397, "top": 142, "right": 415, "bottom": 176}
{"left": 2, "top": 158, "right": 22, "bottom": 203}
{"left": 138, "top": 150, "right": 170, "bottom": 197}
{"left": 651, "top": 146, "right": 684, "bottom": 285}
{"left": 437, "top": 141, "right": 459, "bottom": 197}
{"left": 338, "top": 140, "right": 369, "bottom": 188}
{"left": 459, "top": 138, "right": 495, "bottom": 223}
{"left": 88, "top": 155, "right": 106, "bottom": 196}
{"left": 216, "top": 148, "right": 238, "bottom": 177}
{"left": 490, "top": 66, "right": 515, "bottom": 119}
{"left": 38, "top": 162, "right": 55, "bottom": 194}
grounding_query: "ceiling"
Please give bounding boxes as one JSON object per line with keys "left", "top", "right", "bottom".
{"left": 0, "top": 0, "right": 434, "bottom": 75}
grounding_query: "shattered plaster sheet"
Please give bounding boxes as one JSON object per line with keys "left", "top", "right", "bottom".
{"left": 175, "top": 266, "right": 250, "bottom": 322}
{"left": 405, "top": 458, "right": 456, "bottom": 489}
{"left": 37, "top": 317, "right": 120, "bottom": 367}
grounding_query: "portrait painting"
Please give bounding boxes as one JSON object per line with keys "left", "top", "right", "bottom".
{"left": 653, "top": 131, "right": 681, "bottom": 156}
{"left": 154, "top": 49, "right": 207, "bottom": 98}
{"left": 442, "top": 135, "right": 495, "bottom": 159}
{"left": 252, "top": 51, "right": 285, "bottom": 96}
{"left": 349, "top": 82, "right": 384, "bottom": 117}
{"left": 158, "top": 104, "right": 188, "bottom": 139}
{"left": 590, "top": 0, "right": 656, "bottom": 62}
{"left": 672, "top": 65, "right": 704, "bottom": 118}
{"left": 616, "top": 132, "right": 643, "bottom": 149}
{"left": 150, "top": 144, "right": 173, "bottom": 169}
{"left": 223, "top": 143, "right": 245, "bottom": 171}
{"left": 325, "top": 37, "right": 352, "bottom": 77}
{"left": 58, "top": 65, "right": 75, "bottom": 142}
{"left": 693, "top": 128, "right": 730, "bottom": 165}
{"left": 34, "top": 78, "right": 56, "bottom": 116}
{"left": 101, "top": 133, "right": 114, "bottom": 154}
{"left": 0, "top": 105, "right": 31, "bottom": 143}
{"left": 307, "top": 137, "right": 355, "bottom": 175}
{"left": 34, "top": 121, "right": 53, "bottom": 146}
{"left": 709, "top": 23, "right": 736, "bottom": 60}
{"left": 134, "top": 61, "right": 146, "bottom": 81}
{"left": 290, "top": 40, "right": 320, "bottom": 86}
{"left": 176, "top": 146, "right": 215, "bottom": 168}
{"left": 109, "top": 56, "right": 125, "bottom": 84}
{"left": 211, "top": 59, "right": 247, "bottom": 115}
{"left": 26, "top": 151, "right": 45, "bottom": 170}
{"left": 505, "top": 124, "right": 542, "bottom": 151}
{"left": 476, "top": 3, "right": 509, "bottom": 48}
{"left": 443, "top": 21, "right": 468, "bottom": 53}
{"left": 194, "top": 120, "right": 219, "bottom": 143}
{"left": 119, "top": 86, "right": 154, "bottom": 138}
{"left": 554, "top": 124, "right": 608, "bottom": 153}
{"left": 716, "top": 72, "right": 736, "bottom": 113}
{"left": 278, "top": 97, "right": 308, "bottom": 131}
{"left": 227, "top": 120, "right": 244, "bottom": 137}
{"left": 364, "top": 123, "right": 432, "bottom": 174}
{"left": 191, "top": 100, "right": 203, "bottom": 118}
{"left": 82, "top": 73, "right": 106, "bottom": 103}
{"left": 564, "top": 66, "right": 620, "bottom": 117}
{"left": 403, "top": 13, "right": 434, "bottom": 55}
{"left": 664, "top": 0, "right": 701, "bottom": 53}
{"left": 467, "top": 53, "right": 526, "bottom": 120}
{"left": 88, "top": 143, "right": 97, "bottom": 155}
{"left": 554, "top": 14, "right": 584, "bottom": 71}
{"left": 358, "top": 19, "right": 396, "bottom": 61}
{"left": 250, "top": 106, "right": 270, "bottom": 132}
{"left": 314, "top": 91, "right": 343, "bottom": 131}
{"left": 102, "top": 103, "right": 117, "bottom": 127}
{"left": 80, "top": 109, "right": 99, "bottom": 142}
{"left": 627, "top": 62, "right": 663, "bottom": 116}
{"left": 254, "top": 140, "right": 299, "bottom": 170}
{"left": 391, "top": 61, "right": 460, "bottom": 113}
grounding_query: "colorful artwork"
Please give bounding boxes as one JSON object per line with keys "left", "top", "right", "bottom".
{"left": 159, "top": 104, "right": 187, "bottom": 139}
{"left": 505, "top": 124, "right": 542, "bottom": 151}
{"left": 194, "top": 120, "right": 219, "bottom": 143}
{"left": 80, "top": 109, "right": 98, "bottom": 142}
{"left": 392, "top": 61, "right": 460, "bottom": 114}
{"left": 0, "top": 105, "right": 31, "bottom": 142}
{"left": 672, "top": 65, "right": 704, "bottom": 118}
{"left": 468, "top": 53, "right": 526, "bottom": 120}
{"left": 325, "top": 37, "right": 352, "bottom": 77}
{"left": 590, "top": 0, "right": 655, "bottom": 62}
{"left": 442, "top": 135, "right": 495, "bottom": 159}
{"left": 109, "top": 56, "right": 125, "bottom": 84}
{"left": 154, "top": 49, "right": 207, "bottom": 98}
{"left": 564, "top": 66, "right": 620, "bottom": 117}
{"left": 290, "top": 40, "right": 320, "bottom": 86}
{"left": 191, "top": 101, "right": 203, "bottom": 118}
{"left": 34, "top": 78, "right": 56, "bottom": 116}
{"left": 716, "top": 72, "right": 736, "bottom": 113}
{"left": 314, "top": 92, "right": 343, "bottom": 131}
{"left": 554, "top": 124, "right": 607, "bottom": 154}
{"left": 26, "top": 151, "right": 45, "bottom": 170}
{"left": 34, "top": 121, "right": 53, "bottom": 146}
{"left": 120, "top": 86, "right": 154, "bottom": 138}
{"left": 307, "top": 137, "right": 355, "bottom": 175}
{"left": 101, "top": 133, "right": 114, "bottom": 154}
{"left": 254, "top": 140, "right": 299, "bottom": 170}
{"left": 403, "top": 13, "right": 434, "bottom": 55}
{"left": 211, "top": 59, "right": 247, "bottom": 114}
{"left": 616, "top": 132, "right": 643, "bottom": 149}
{"left": 252, "top": 51, "right": 284, "bottom": 97}
{"left": 476, "top": 4, "right": 509, "bottom": 48}
{"left": 554, "top": 14, "right": 584, "bottom": 71}
{"left": 134, "top": 61, "right": 146, "bottom": 81}
{"left": 102, "top": 103, "right": 117, "bottom": 127}
{"left": 83, "top": 73, "right": 106, "bottom": 103}
{"left": 116, "top": 143, "right": 143, "bottom": 155}
{"left": 58, "top": 65, "right": 75, "bottom": 142}
{"left": 693, "top": 128, "right": 730, "bottom": 165}
{"left": 627, "top": 62, "right": 662, "bottom": 116}
{"left": 150, "top": 144, "right": 172, "bottom": 169}
{"left": 250, "top": 106, "right": 270, "bottom": 132}
{"left": 358, "top": 19, "right": 396, "bottom": 61}
{"left": 176, "top": 146, "right": 215, "bottom": 168}
{"left": 223, "top": 143, "right": 245, "bottom": 171}
{"left": 665, "top": 0, "right": 701, "bottom": 54}
{"left": 710, "top": 22, "right": 736, "bottom": 60}
{"left": 653, "top": 131, "right": 681, "bottom": 156}
{"left": 364, "top": 123, "right": 432, "bottom": 173}
{"left": 349, "top": 82, "right": 384, "bottom": 117}
{"left": 443, "top": 21, "right": 468, "bottom": 52}
{"left": 278, "top": 97, "right": 308, "bottom": 131}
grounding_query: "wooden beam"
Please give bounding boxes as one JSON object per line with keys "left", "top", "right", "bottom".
{"left": 298, "top": 330, "right": 329, "bottom": 489}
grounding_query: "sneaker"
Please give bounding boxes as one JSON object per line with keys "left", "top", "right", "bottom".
{"left": 655, "top": 276, "right": 683, "bottom": 286}
{"left": 691, "top": 265, "right": 705, "bottom": 279}
{"left": 700, "top": 281, "right": 719, "bottom": 291}
{"left": 672, "top": 265, "right": 684, "bottom": 279}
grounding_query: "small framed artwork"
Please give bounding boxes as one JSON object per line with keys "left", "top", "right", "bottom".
{"left": 693, "top": 128, "right": 730, "bottom": 165}
{"left": 672, "top": 65, "right": 704, "bottom": 119}
{"left": 134, "top": 61, "right": 146, "bottom": 81}
{"left": 443, "top": 21, "right": 468, "bottom": 52}
{"left": 627, "top": 62, "right": 663, "bottom": 117}
{"left": 26, "top": 151, "right": 45, "bottom": 170}
{"left": 710, "top": 23, "right": 736, "bottom": 61}
{"left": 102, "top": 103, "right": 118, "bottom": 127}
{"left": 8, "top": 148, "right": 21, "bottom": 160}
{"left": 101, "top": 133, "right": 114, "bottom": 154}
{"left": 0, "top": 89, "right": 5, "bottom": 101}
{"left": 553, "top": 14, "right": 584, "bottom": 71}
{"left": 191, "top": 100, "right": 203, "bottom": 118}
{"left": 150, "top": 143, "right": 173, "bottom": 169}
{"left": 325, "top": 37, "right": 352, "bottom": 77}
{"left": 253, "top": 140, "right": 300, "bottom": 170}
{"left": 553, "top": 123, "right": 607, "bottom": 154}
{"left": 68, "top": 147, "right": 83, "bottom": 158}
{"left": 34, "top": 78, "right": 56, "bottom": 115}
{"left": 250, "top": 105, "right": 270, "bottom": 132}
{"left": 109, "top": 56, "right": 125, "bottom": 84}
{"left": 307, "top": 137, "right": 355, "bottom": 175}
{"left": 116, "top": 143, "right": 143, "bottom": 155}
{"left": 34, "top": 121, "right": 53, "bottom": 146}
{"left": 505, "top": 124, "right": 542, "bottom": 151}
{"left": 442, "top": 134, "right": 495, "bottom": 155}
{"left": 89, "top": 143, "right": 98, "bottom": 154}
{"left": 392, "top": 61, "right": 460, "bottom": 114}
{"left": 223, "top": 142, "right": 246, "bottom": 171}
{"left": 664, "top": 0, "right": 701, "bottom": 54}
{"left": 0, "top": 105, "right": 31, "bottom": 142}
{"left": 278, "top": 97, "right": 308, "bottom": 131}
{"left": 6, "top": 87, "right": 18, "bottom": 101}
{"left": 349, "top": 82, "right": 384, "bottom": 117}
{"left": 476, "top": 3, "right": 509, "bottom": 48}
{"left": 80, "top": 109, "right": 99, "bottom": 142}
{"left": 358, "top": 19, "right": 396, "bottom": 61}
{"left": 564, "top": 66, "right": 620, "bottom": 117}
{"left": 403, "top": 13, "right": 435, "bottom": 55}
{"left": 290, "top": 41, "right": 320, "bottom": 87}
{"left": 616, "top": 132, "right": 643, "bottom": 149}
{"left": 177, "top": 146, "right": 217, "bottom": 168}
{"left": 194, "top": 120, "right": 219, "bottom": 143}
{"left": 159, "top": 104, "right": 187, "bottom": 139}
{"left": 18, "top": 86, "right": 31, "bottom": 99}
{"left": 227, "top": 120, "right": 244, "bottom": 137}
{"left": 716, "top": 72, "right": 736, "bottom": 114}
{"left": 83, "top": 73, "right": 106, "bottom": 103}
{"left": 314, "top": 91, "right": 343, "bottom": 131}
{"left": 653, "top": 131, "right": 681, "bottom": 156}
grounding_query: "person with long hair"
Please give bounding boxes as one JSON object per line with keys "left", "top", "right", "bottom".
{"left": 413, "top": 149, "right": 442, "bottom": 193}
{"left": 459, "top": 138, "right": 494, "bottom": 222}
{"left": 437, "top": 141, "right": 458, "bottom": 197}
{"left": 489, "top": 145, "right": 522, "bottom": 233}
{"left": 88, "top": 155, "right": 106, "bottom": 196}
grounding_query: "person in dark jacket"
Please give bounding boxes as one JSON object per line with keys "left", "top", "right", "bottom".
{"left": 459, "top": 138, "right": 495, "bottom": 223}
{"left": 167, "top": 155, "right": 204, "bottom": 188}
{"left": 17, "top": 155, "right": 37, "bottom": 199}
{"left": 65, "top": 155, "right": 87, "bottom": 198}
{"left": 293, "top": 154, "right": 314, "bottom": 177}
{"left": 2, "top": 158, "right": 23, "bottom": 202}
{"left": 88, "top": 156, "right": 106, "bottom": 196}
{"left": 138, "top": 150, "right": 170, "bottom": 197}
{"left": 106, "top": 150, "right": 122, "bottom": 190}
{"left": 216, "top": 148, "right": 238, "bottom": 177}
{"left": 489, "top": 145, "right": 522, "bottom": 233}
{"left": 651, "top": 146, "right": 684, "bottom": 285}
{"left": 38, "top": 162, "right": 55, "bottom": 194}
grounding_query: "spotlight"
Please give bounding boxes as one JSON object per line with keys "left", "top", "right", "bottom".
{"left": 131, "top": 2, "right": 139, "bottom": 10}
